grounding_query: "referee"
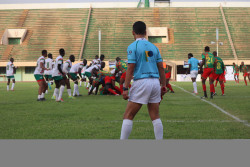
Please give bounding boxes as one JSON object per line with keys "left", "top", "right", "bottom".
{"left": 120, "top": 21, "right": 167, "bottom": 140}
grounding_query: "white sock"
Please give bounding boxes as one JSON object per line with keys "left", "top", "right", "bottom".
{"left": 84, "top": 82, "right": 87, "bottom": 87}
{"left": 54, "top": 88, "right": 59, "bottom": 100}
{"left": 88, "top": 85, "right": 92, "bottom": 92}
{"left": 152, "top": 119, "right": 163, "bottom": 140}
{"left": 193, "top": 82, "right": 198, "bottom": 93}
{"left": 73, "top": 84, "right": 77, "bottom": 96}
{"left": 80, "top": 81, "right": 82, "bottom": 87}
{"left": 76, "top": 85, "right": 80, "bottom": 95}
{"left": 41, "top": 93, "right": 45, "bottom": 98}
{"left": 7, "top": 85, "right": 9, "bottom": 91}
{"left": 87, "top": 83, "right": 90, "bottom": 88}
{"left": 38, "top": 95, "right": 41, "bottom": 99}
{"left": 46, "top": 90, "right": 48, "bottom": 94}
{"left": 67, "top": 89, "right": 71, "bottom": 96}
{"left": 120, "top": 119, "right": 133, "bottom": 140}
{"left": 57, "top": 86, "right": 65, "bottom": 101}
{"left": 93, "top": 87, "right": 96, "bottom": 93}
{"left": 11, "top": 83, "right": 15, "bottom": 90}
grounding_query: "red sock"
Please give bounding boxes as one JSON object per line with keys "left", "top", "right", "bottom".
{"left": 129, "top": 84, "right": 131, "bottom": 88}
{"left": 166, "top": 84, "right": 174, "bottom": 91}
{"left": 120, "top": 84, "right": 123, "bottom": 94}
{"left": 210, "top": 84, "right": 215, "bottom": 93}
{"left": 108, "top": 88, "right": 118, "bottom": 95}
{"left": 215, "top": 80, "right": 218, "bottom": 87}
{"left": 202, "top": 84, "right": 206, "bottom": 92}
{"left": 114, "top": 86, "right": 121, "bottom": 94}
{"left": 245, "top": 80, "right": 247, "bottom": 86}
{"left": 221, "top": 83, "right": 224, "bottom": 95}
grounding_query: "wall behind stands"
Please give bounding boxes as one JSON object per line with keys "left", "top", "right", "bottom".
{"left": 1, "top": 2, "right": 250, "bottom": 9}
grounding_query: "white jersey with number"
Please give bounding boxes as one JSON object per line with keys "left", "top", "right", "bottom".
{"left": 85, "top": 64, "right": 101, "bottom": 73}
{"left": 6, "top": 61, "right": 15, "bottom": 76}
{"left": 52, "top": 55, "right": 64, "bottom": 77}
{"left": 34, "top": 56, "right": 46, "bottom": 75}
{"left": 70, "top": 62, "right": 84, "bottom": 73}
{"left": 81, "top": 66, "right": 87, "bottom": 74}
{"left": 44, "top": 58, "right": 54, "bottom": 75}
{"left": 63, "top": 59, "right": 72, "bottom": 74}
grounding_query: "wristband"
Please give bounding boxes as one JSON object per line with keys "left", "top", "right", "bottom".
{"left": 123, "top": 87, "right": 129, "bottom": 91}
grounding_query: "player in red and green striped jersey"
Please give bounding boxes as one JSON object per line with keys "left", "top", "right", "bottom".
{"left": 164, "top": 65, "right": 174, "bottom": 93}
{"left": 200, "top": 46, "right": 216, "bottom": 99}
{"left": 241, "top": 62, "right": 249, "bottom": 86}
{"left": 232, "top": 62, "right": 240, "bottom": 83}
{"left": 211, "top": 51, "right": 225, "bottom": 96}
{"left": 115, "top": 57, "right": 128, "bottom": 94}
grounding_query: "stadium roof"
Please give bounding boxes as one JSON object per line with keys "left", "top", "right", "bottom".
{"left": 0, "top": 0, "right": 249, "bottom": 4}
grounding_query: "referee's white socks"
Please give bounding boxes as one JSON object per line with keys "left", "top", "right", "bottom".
{"left": 120, "top": 119, "right": 133, "bottom": 140}
{"left": 152, "top": 118, "right": 163, "bottom": 140}
{"left": 193, "top": 82, "right": 198, "bottom": 94}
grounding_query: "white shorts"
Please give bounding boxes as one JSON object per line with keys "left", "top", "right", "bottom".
{"left": 129, "top": 78, "right": 161, "bottom": 104}
{"left": 190, "top": 70, "right": 198, "bottom": 78}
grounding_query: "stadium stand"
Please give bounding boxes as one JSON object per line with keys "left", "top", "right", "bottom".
{"left": 83, "top": 7, "right": 234, "bottom": 60}
{"left": 0, "top": 8, "right": 89, "bottom": 62}
{"left": 0, "top": 7, "right": 248, "bottom": 62}
{"left": 223, "top": 7, "right": 250, "bottom": 59}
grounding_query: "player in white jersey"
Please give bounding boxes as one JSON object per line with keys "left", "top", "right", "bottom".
{"left": 69, "top": 59, "right": 87, "bottom": 96}
{"left": 80, "top": 64, "right": 88, "bottom": 87}
{"left": 52, "top": 48, "right": 66, "bottom": 102}
{"left": 44, "top": 53, "right": 54, "bottom": 93}
{"left": 34, "top": 50, "right": 48, "bottom": 101}
{"left": 6, "top": 58, "right": 16, "bottom": 91}
{"left": 62, "top": 55, "right": 75, "bottom": 99}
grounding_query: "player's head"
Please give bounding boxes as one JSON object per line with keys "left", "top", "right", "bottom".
{"left": 83, "top": 59, "right": 87, "bottom": 66}
{"left": 188, "top": 53, "right": 193, "bottom": 59}
{"left": 95, "top": 55, "right": 99, "bottom": 59}
{"left": 59, "top": 48, "right": 65, "bottom": 57}
{"left": 101, "top": 62, "right": 105, "bottom": 69}
{"left": 116, "top": 57, "right": 121, "bottom": 62}
{"left": 233, "top": 62, "right": 235, "bottom": 66}
{"left": 204, "top": 46, "right": 210, "bottom": 52}
{"left": 69, "top": 55, "right": 75, "bottom": 62}
{"left": 10, "top": 57, "right": 14, "bottom": 63}
{"left": 42, "top": 50, "right": 48, "bottom": 57}
{"left": 132, "top": 21, "right": 146, "bottom": 39}
{"left": 100, "top": 54, "right": 105, "bottom": 61}
{"left": 241, "top": 61, "right": 244, "bottom": 65}
{"left": 213, "top": 51, "right": 217, "bottom": 57}
{"left": 48, "top": 53, "right": 53, "bottom": 59}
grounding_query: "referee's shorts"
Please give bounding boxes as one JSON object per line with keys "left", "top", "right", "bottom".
{"left": 129, "top": 78, "right": 161, "bottom": 104}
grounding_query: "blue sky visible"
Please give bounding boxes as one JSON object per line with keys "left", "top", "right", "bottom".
{"left": 0, "top": 0, "right": 249, "bottom": 4}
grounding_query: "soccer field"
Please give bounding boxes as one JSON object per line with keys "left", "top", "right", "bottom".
{"left": 0, "top": 81, "right": 249, "bottom": 139}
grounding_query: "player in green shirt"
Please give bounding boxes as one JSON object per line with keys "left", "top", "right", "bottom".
{"left": 232, "top": 63, "right": 239, "bottom": 83}
{"left": 211, "top": 51, "right": 225, "bottom": 96}
{"left": 241, "top": 62, "right": 249, "bottom": 86}
{"left": 200, "top": 46, "right": 216, "bottom": 99}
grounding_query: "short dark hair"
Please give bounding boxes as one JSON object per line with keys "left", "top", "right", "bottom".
{"left": 205, "top": 46, "right": 210, "bottom": 52}
{"left": 188, "top": 53, "right": 193, "bottom": 57}
{"left": 48, "top": 53, "right": 52, "bottom": 59}
{"left": 213, "top": 51, "right": 217, "bottom": 57}
{"left": 10, "top": 57, "right": 14, "bottom": 62}
{"left": 95, "top": 55, "right": 99, "bottom": 59}
{"left": 116, "top": 57, "right": 121, "bottom": 62}
{"left": 59, "top": 48, "right": 65, "bottom": 55}
{"left": 42, "top": 50, "right": 47, "bottom": 55}
{"left": 133, "top": 21, "right": 146, "bottom": 35}
{"left": 100, "top": 54, "right": 105, "bottom": 59}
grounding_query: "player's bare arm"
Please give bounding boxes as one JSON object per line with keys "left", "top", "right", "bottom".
{"left": 157, "top": 62, "right": 167, "bottom": 96}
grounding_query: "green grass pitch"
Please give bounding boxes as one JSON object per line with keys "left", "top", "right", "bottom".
{"left": 0, "top": 81, "right": 249, "bottom": 139}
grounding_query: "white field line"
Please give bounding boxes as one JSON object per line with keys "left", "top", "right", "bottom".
{"left": 109, "top": 120, "right": 243, "bottom": 123}
{"left": 172, "top": 84, "right": 250, "bottom": 127}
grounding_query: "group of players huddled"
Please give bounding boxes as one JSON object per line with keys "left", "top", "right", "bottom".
{"left": 5, "top": 46, "right": 249, "bottom": 101}
{"left": 32, "top": 48, "right": 142, "bottom": 102}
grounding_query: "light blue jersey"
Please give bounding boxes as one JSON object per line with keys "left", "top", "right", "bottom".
{"left": 127, "top": 38, "right": 163, "bottom": 80}
{"left": 188, "top": 57, "right": 199, "bottom": 71}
